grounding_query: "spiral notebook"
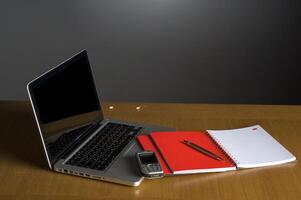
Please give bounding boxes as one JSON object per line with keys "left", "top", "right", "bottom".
{"left": 137, "top": 125, "right": 296, "bottom": 175}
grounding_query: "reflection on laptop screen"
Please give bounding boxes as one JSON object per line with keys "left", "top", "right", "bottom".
{"left": 32, "top": 52, "right": 101, "bottom": 124}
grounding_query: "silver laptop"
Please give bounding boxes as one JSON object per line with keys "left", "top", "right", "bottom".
{"left": 27, "top": 50, "right": 172, "bottom": 186}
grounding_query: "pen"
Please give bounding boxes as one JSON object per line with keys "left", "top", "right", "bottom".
{"left": 182, "top": 140, "right": 223, "bottom": 161}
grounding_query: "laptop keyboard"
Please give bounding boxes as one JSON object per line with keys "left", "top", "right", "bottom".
{"left": 65, "top": 122, "right": 141, "bottom": 171}
{"left": 48, "top": 124, "right": 90, "bottom": 159}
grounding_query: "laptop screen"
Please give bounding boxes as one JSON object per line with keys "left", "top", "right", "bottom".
{"left": 28, "top": 50, "right": 104, "bottom": 166}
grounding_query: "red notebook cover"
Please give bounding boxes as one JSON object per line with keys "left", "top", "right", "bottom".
{"left": 137, "top": 131, "right": 235, "bottom": 175}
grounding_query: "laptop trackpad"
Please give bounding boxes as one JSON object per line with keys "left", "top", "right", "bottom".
{"left": 102, "top": 142, "right": 143, "bottom": 184}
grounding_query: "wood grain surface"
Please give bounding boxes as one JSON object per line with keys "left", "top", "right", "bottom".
{"left": 0, "top": 101, "right": 300, "bottom": 200}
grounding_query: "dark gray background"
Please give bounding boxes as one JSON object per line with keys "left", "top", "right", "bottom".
{"left": 1, "top": 0, "right": 300, "bottom": 104}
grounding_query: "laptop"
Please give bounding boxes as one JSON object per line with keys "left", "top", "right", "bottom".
{"left": 27, "top": 50, "right": 172, "bottom": 186}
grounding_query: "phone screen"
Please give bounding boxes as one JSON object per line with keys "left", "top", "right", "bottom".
{"left": 140, "top": 154, "right": 158, "bottom": 164}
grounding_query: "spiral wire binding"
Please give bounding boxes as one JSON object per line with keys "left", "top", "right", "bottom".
{"left": 205, "top": 131, "right": 238, "bottom": 166}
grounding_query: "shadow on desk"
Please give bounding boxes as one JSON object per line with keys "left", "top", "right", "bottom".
{"left": 0, "top": 101, "right": 48, "bottom": 169}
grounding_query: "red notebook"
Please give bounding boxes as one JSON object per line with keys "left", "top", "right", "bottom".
{"left": 137, "top": 131, "right": 236, "bottom": 175}
{"left": 137, "top": 126, "right": 296, "bottom": 175}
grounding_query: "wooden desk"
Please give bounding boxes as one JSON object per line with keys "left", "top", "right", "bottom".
{"left": 0, "top": 101, "right": 301, "bottom": 200}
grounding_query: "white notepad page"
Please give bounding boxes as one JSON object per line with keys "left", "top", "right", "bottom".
{"left": 207, "top": 125, "right": 296, "bottom": 168}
